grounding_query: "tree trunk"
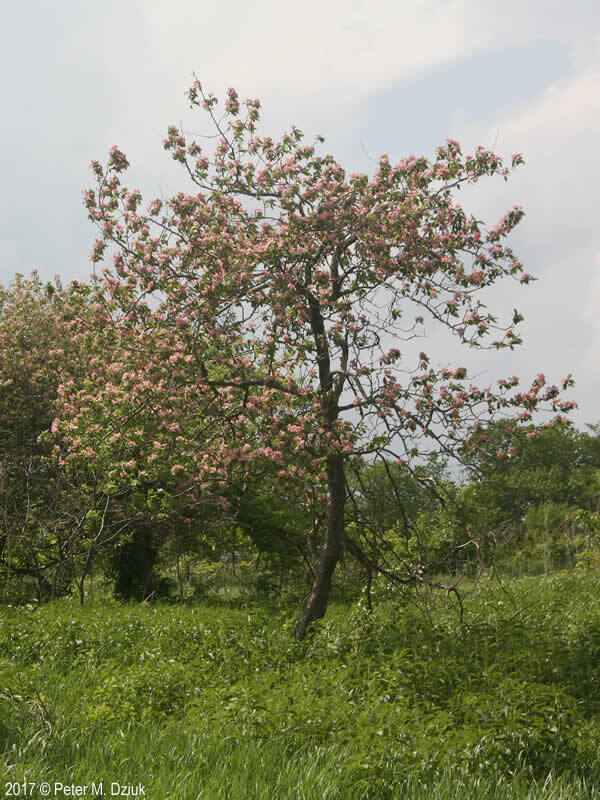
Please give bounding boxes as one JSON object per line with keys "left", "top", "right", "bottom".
{"left": 176, "top": 550, "right": 184, "bottom": 602}
{"left": 295, "top": 454, "right": 345, "bottom": 639}
{"left": 114, "top": 526, "right": 158, "bottom": 601}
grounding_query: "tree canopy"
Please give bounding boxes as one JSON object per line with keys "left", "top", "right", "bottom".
{"left": 42, "top": 81, "right": 577, "bottom": 635}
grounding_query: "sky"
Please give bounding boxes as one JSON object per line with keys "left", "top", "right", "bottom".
{"left": 1, "top": 0, "right": 599, "bottom": 430}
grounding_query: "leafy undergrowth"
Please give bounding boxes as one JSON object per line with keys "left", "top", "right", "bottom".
{"left": 1, "top": 572, "right": 600, "bottom": 798}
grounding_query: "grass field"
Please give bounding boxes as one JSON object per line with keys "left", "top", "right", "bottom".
{"left": 1, "top": 571, "right": 600, "bottom": 798}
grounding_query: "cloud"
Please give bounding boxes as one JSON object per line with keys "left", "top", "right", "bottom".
{"left": 583, "top": 250, "right": 600, "bottom": 374}
{"left": 141, "top": 0, "right": 471, "bottom": 98}
{"left": 453, "top": 46, "right": 600, "bottom": 254}
{"left": 1, "top": 0, "right": 597, "bottom": 427}
{"left": 0, "top": 241, "right": 21, "bottom": 283}
{"left": 438, "top": 46, "right": 600, "bottom": 427}
{"left": 128, "top": 0, "right": 600, "bottom": 131}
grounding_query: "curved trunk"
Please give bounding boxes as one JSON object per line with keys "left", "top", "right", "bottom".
{"left": 295, "top": 453, "right": 345, "bottom": 639}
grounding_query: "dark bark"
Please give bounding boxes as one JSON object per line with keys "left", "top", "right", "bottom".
{"left": 295, "top": 453, "right": 345, "bottom": 639}
{"left": 176, "top": 550, "right": 184, "bottom": 602}
{"left": 113, "top": 526, "right": 158, "bottom": 601}
{"left": 294, "top": 271, "right": 349, "bottom": 639}
{"left": 78, "top": 547, "right": 95, "bottom": 607}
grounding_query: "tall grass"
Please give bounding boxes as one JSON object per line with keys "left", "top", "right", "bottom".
{"left": 1, "top": 571, "right": 600, "bottom": 798}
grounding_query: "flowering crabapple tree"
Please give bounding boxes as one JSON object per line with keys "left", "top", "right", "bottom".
{"left": 61, "top": 79, "right": 576, "bottom": 638}
{"left": 48, "top": 284, "right": 242, "bottom": 601}
{"left": 0, "top": 274, "right": 199, "bottom": 603}
{"left": 0, "top": 274, "right": 117, "bottom": 601}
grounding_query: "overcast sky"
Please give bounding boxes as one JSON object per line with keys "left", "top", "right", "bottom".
{"left": 2, "top": 0, "right": 599, "bottom": 429}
